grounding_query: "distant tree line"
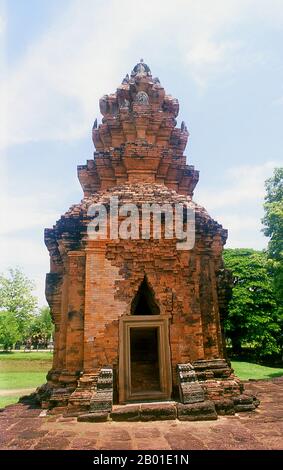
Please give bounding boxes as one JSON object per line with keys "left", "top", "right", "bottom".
{"left": 0, "top": 268, "right": 53, "bottom": 351}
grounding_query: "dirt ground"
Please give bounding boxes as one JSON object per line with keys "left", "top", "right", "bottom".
{"left": 0, "top": 379, "right": 282, "bottom": 450}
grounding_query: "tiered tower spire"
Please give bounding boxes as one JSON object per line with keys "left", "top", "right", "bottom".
{"left": 78, "top": 60, "right": 199, "bottom": 197}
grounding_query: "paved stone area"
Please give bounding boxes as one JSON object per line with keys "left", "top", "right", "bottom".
{"left": 0, "top": 379, "right": 282, "bottom": 450}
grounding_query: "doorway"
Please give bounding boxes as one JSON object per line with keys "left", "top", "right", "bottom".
{"left": 130, "top": 327, "right": 161, "bottom": 393}
{"left": 119, "top": 316, "right": 172, "bottom": 403}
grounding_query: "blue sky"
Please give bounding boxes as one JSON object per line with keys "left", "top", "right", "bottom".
{"left": 0, "top": 0, "right": 283, "bottom": 305}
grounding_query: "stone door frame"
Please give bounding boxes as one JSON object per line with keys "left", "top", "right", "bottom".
{"left": 119, "top": 315, "right": 172, "bottom": 403}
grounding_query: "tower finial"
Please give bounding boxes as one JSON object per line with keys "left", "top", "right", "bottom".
{"left": 131, "top": 59, "right": 151, "bottom": 77}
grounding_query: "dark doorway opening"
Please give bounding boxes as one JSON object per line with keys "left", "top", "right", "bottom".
{"left": 131, "top": 277, "right": 160, "bottom": 315}
{"left": 130, "top": 327, "right": 161, "bottom": 393}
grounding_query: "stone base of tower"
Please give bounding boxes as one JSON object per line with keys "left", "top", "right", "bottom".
{"left": 36, "top": 359, "right": 259, "bottom": 421}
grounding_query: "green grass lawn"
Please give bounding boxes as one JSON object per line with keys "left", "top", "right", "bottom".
{"left": 0, "top": 371, "right": 48, "bottom": 389}
{"left": 0, "top": 396, "right": 22, "bottom": 408}
{"left": 0, "top": 351, "right": 52, "bottom": 408}
{"left": 0, "top": 351, "right": 53, "bottom": 361}
{"left": 231, "top": 361, "right": 283, "bottom": 380}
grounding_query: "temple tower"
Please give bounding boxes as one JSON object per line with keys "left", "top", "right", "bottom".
{"left": 39, "top": 61, "right": 258, "bottom": 420}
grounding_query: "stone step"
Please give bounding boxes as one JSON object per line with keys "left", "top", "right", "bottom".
{"left": 110, "top": 403, "right": 177, "bottom": 422}
{"left": 77, "top": 412, "right": 109, "bottom": 422}
{"left": 177, "top": 400, "right": 218, "bottom": 421}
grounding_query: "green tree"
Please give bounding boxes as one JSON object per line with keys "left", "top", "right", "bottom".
{"left": 38, "top": 306, "right": 53, "bottom": 339}
{"left": 0, "top": 268, "right": 38, "bottom": 339}
{"left": 27, "top": 306, "right": 54, "bottom": 348}
{"left": 223, "top": 248, "right": 281, "bottom": 357}
{"left": 262, "top": 167, "right": 283, "bottom": 307}
{"left": 0, "top": 311, "right": 21, "bottom": 350}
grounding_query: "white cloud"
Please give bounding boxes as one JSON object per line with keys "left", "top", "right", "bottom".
{"left": 220, "top": 214, "right": 260, "bottom": 232}
{"left": 272, "top": 96, "right": 283, "bottom": 106}
{"left": 219, "top": 213, "right": 267, "bottom": 250}
{"left": 0, "top": 237, "right": 47, "bottom": 268}
{"left": 0, "top": 0, "right": 6, "bottom": 37}
{"left": 0, "top": 17, "right": 5, "bottom": 35}
{"left": 0, "top": 185, "right": 58, "bottom": 305}
{"left": 0, "top": 236, "right": 49, "bottom": 306}
{"left": 186, "top": 40, "right": 244, "bottom": 89}
{"left": 0, "top": 154, "right": 65, "bottom": 236}
{"left": 0, "top": 193, "right": 59, "bottom": 235}
{"left": 197, "top": 161, "right": 280, "bottom": 210}
{"left": 1, "top": 0, "right": 283, "bottom": 147}
{"left": 1, "top": 0, "right": 181, "bottom": 147}
{"left": 187, "top": 40, "right": 241, "bottom": 67}
{"left": 196, "top": 161, "right": 283, "bottom": 249}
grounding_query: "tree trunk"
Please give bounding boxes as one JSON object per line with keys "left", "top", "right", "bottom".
{"left": 230, "top": 334, "right": 242, "bottom": 356}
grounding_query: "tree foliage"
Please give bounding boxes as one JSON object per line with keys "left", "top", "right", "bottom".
{"left": 223, "top": 248, "right": 282, "bottom": 357}
{"left": 0, "top": 268, "right": 38, "bottom": 337}
{"left": 0, "top": 311, "right": 21, "bottom": 350}
{"left": 0, "top": 268, "right": 39, "bottom": 348}
{"left": 262, "top": 167, "right": 283, "bottom": 306}
{"left": 27, "top": 306, "right": 54, "bottom": 348}
{"left": 0, "top": 268, "right": 54, "bottom": 350}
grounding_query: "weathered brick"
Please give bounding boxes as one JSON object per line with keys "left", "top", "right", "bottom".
{"left": 37, "top": 60, "right": 256, "bottom": 420}
{"left": 177, "top": 401, "right": 218, "bottom": 421}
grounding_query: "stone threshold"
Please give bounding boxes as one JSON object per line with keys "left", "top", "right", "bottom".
{"left": 112, "top": 400, "right": 176, "bottom": 407}
{"left": 77, "top": 400, "right": 215, "bottom": 423}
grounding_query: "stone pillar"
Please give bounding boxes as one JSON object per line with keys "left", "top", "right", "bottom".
{"left": 198, "top": 245, "right": 220, "bottom": 359}
{"left": 45, "top": 272, "right": 63, "bottom": 383}
{"left": 194, "top": 250, "right": 206, "bottom": 360}
{"left": 61, "top": 251, "right": 85, "bottom": 381}
{"left": 208, "top": 257, "right": 224, "bottom": 357}
{"left": 56, "top": 272, "right": 69, "bottom": 373}
{"left": 84, "top": 241, "right": 107, "bottom": 374}
{"left": 83, "top": 239, "right": 127, "bottom": 373}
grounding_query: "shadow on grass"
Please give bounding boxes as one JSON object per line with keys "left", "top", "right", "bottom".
{"left": 0, "top": 393, "right": 40, "bottom": 411}
{"left": 266, "top": 371, "right": 283, "bottom": 378}
{"left": 19, "top": 393, "right": 40, "bottom": 409}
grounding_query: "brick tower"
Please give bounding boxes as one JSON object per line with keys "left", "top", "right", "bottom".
{"left": 38, "top": 61, "right": 258, "bottom": 420}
